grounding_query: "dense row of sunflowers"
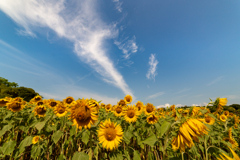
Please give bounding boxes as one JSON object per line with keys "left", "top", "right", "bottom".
{"left": 0, "top": 95, "right": 240, "bottom": 160}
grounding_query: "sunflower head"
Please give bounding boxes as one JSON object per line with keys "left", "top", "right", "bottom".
{"left": 36, "top": 101, "right": 44, "bottom": 106}
{"left": 13, "top": 97, "right": 24, "bottom": 103}
{"left": 88, "top": 99, "right": 100, "bottom": 111}
{"left": 98, "top": 119, "right": 123, "bottom": 151}
{"left": 113, "top": 105, "right": 124, "bottom": 117}
{"left": 204, "top": 115, "right": 215, "bottom": 125}
{"left": 234, "top": 123, "right": 238, "bottom": 129}
{"left": 135, "top": 101, "right": 144, "bottom": 113}
{"left": 124, "top": 95, "right": 132, "bottom": 104}
{"left": 46, "top": 99, "right": 59, "bottom": 109}
{"left": 144, "top": 103, "right": 156, "bottom": 115}
{"left": 6, "top": 101, "right": 25, "bottom": 112}
{"left": 0, "top": 98, "right": 11, "bottom": 107}
{"left": 223, "top": 111, "right": 229, "bottom": 117}
{"left": 147, "top": 114, "right": 159, "bottom": 124}
{"left": 124, "top": 105, "right": 139, "bottom": 123}
{"left": 54, "top": 102, "right": 69, "bottom": 117}
{"left": 178, "top": 109, "right": 183, "bottom": 114}
{"left": 100, "top": 103, "right": 106, "bottom": 109}
{"left": 118, "top": 99, "right": 127, "bottom": 107}
{"left": 63, "top": 96, "right": 76, "bottom": 106}
{"left": 105, "top": 104, "right": 112, "bottom": 112}
{"left": 33, "top": 105, "right": 47, "bottom": 118}
{"left": 32, "top": 136, "right": 40, "bottom": 144}
{"left": 170, "top": 105, "right": 175, "bottom": 111}
{"left": 31, "top": 95, "right": 42, "bottom": 102}
{"left": 70, "top": 98, "right": 98, "bottom": 130}
{"left": 220, "top": 114, "right": 227, "bottom": 122}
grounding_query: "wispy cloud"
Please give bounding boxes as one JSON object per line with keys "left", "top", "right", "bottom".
{"left": 113, "top": 0, "right": 123, "bottom": 12}
{"left": 192, "top": 102, "right": 208, "bottom": 106}
{"left": 146, "top": 91, "right": 164, "bottom": 100}
{"left": 146, "top": 54, "right": 158, "bottom": 81}
{"left": 174, "top": 88, "right": 191, "bottom": 94}
{"left": 114, "top": 36, "right": 138, "bottom": 59}
{"left": 0, "top": 0, "right": 135, "bottom": 99}
{"left": 207, "top": 76, "right": 224, "bottom": 86}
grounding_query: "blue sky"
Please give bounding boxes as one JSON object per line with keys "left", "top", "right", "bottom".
{"left": 0, "top": 0, "right": 240, "bottom": 107}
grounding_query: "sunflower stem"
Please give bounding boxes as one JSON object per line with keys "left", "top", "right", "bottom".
{"left": 204, "top": 135, "right": 208, "bottom": 160}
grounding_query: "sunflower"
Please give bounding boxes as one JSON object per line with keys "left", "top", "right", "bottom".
{"left": 33, "top": 105, "right": 47, "bottom": 118}
{"left": 170, "top": 105, "right": 175, "bottom": 111}
{"left": 113, "top": 105, "right": 124, "bottom": 117}
{"left": 46, "top": 99, "right": 59, "bottom": 109}
{"left": 63, "top": 96, "right": 76, "bottom": 107}
{"left": 124, "top": 95, "right": 132, "bottom": 104}
{"left": 32, "top": 136, "right": 40, "bottom": 144}
{"left": 88, "top": 99, "right": 100, "bottom": 111}
{"left": 178, "top": 109, "right": 183, "bottom": 114}
{"left": 172, "top": 118, "right": 209, "bottom": 152}
{"left": 36, "top": 101, "right": 44, "bottom": 106}
{"left": 223, "top": 111, "right": 229, "bottom": 117}
{"left": 135, "top": 101, "right": 144, "bottom": 114}
{"left": 147, "top": 114, "right": 158, "bottom": 124}
{"left": 101, "top": 103, "right": 106, "bottom": 109}
{"left": 54, "top": 102, "right": 69, "bottom": 117}
{"left": 191, "top": 107, "right": 201, "bottom": 117}
{"left": 199, "top": 115, "right": 215, "bottom": 125}
{"left": 124, "top": 105, "right": 140, "bottom": 123}
{"left": 30, "top": 95, "right": 42, "bottom": 103}
{"left": 12, "top": 97, "right": 24, "bottom": 103}
{"left": 144, "top": 103, "right": 156, "bottom": 115}
{"left": 220, "top": 114, "right": 227, "bottom": 122}
{"left": 118, "top": 99, "right": 127, "bottom": 107}
{"left": 6, "top": 101, "right": 25, "bottom": 112}
{"left": 225, "top": 127, "right": 239, "bottom": 149}
{"left": 98, "top": 119, "right": 123, "bottom": 151}
{"left": 70, "top": 98, "right": 98, "bottom": 130}
{"left": 0, "top": 98, "right": 10, "bottom": 107}
{"left": 234, "top": 123, "right": 238, "bottom": 129}
{"left": 218, "top": 98, "right": 228, "bottom": 107}
{"left": 105, "top": 104, "right": 112, "bottom": 112}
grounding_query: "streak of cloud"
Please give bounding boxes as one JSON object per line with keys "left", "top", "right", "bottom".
{"left": 207, "top": 76, "right": 224, "bottom": 86}
{"left": 146, "top": 54, "right": 158, "bottom": 81}
{"left": 113, "top": 0, "right": 123, "bottom": 12}
{"left": 146, "top": 91, "right": 164, "bottom": 100}
{"left": 0, "top": 0, "right": 135, "bottom": 99}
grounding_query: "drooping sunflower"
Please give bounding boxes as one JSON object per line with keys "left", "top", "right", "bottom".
{"left": 33, "top": 105, "right": 47, "bottom": 118}
{"left": 172, "top": 118, "right": 209, "bottom": 152}
{"left": 135, "top": 101, "right": 144, "bottom": 114}
{"left": 98, "top": 119, "right": 123, "bottom": 151}
{"left": 191, "top": 107, "right": 201, "bottom": 117}
{"left": 113, "top": 105, "right": 124, "bottom": 117}
{"left": 6, "top": 101, "right": 25, "bottom": 112}
{"left": 70, "top": 98, "right": 98, "bottom": 130}
{"left": 123, "top": 105, "right": 140, "bottom": 123}
{"left": 220, "top": 114, "right": 227, "bottom": 122}
{"left": 224, "top": 127, "right": 239, "bottom": 149}
{"left": 32, "top": 136, "right": 40, "bottom": 144}
{"left": 170, "top": 105, "right": 175, "bottom": 111}
{"left": 46, "top": 99, "right": 59, "bottom": 109}
{"left": 0, "top": 98, "right": 11, "bottom": 107}
{"left": 54, "top": 102, "right": 69, "bottom": 117}
{"left": 147, "top": 114, "right": 159, "bottom": 124}
{"left": 105, "top": 104, "right": 112, "bottom": 112}
{"left": 118, "top": 99, "right": 127, "bottom": 107}
{"left": 218, "top": 98, "right": 228, "bottom": 107}
{"left": 234, "top": 123, "right": 238, "bottom": 129}
{"left": 124, "top": 95, "right": 132, "bottom": 104}
{"left": 144, "top": 103, "right": 156, "bottom": 115}
{"left": 63, "top": 96, "right": 76, "bottom": 107}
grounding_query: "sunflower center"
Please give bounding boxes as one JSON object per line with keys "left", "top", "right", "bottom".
{"left": 205, "top": 117, "right": 211, "bottom": 123}
{"left": 149, "top": 117, "right": 155, "bottom": 121}
{"left": 37, "top": 107, "right": 46, "bottom": 115}
{"left": 119, "top": 100, "right": 126, "bottom": 106}
{"left": 50, "top": 102, "right": 57, "bottom": 107}
{"left": 37, "top": 102, "right": 44, "bottom": 106}
{"left": 11, "top": 102, "right": 21, "bottom": 109}
{"left": 76, "top": 106, "right": 91, "bottom": 121}
{"left": 104, "top": 128, "right": 116, "bottom": 141}
{"left": 58, "top": 107, "right": 66, "bottom": 114}
{"left": 116, "top": 107, "right": 122, "bottom": 113}
{"left": 0, "top": 100, "right": 8, "bottom": 105}
{"left": 127, "top": 110, "right": 135, "bottom": 118}
{"left": 66, "top": 98, "right": 73, "bottom": 104}
{"left": 35, "top": 97, "right": 41, "bottom": 101}
{"left": 146, "top": 106, "right": 153, "bottom": 113}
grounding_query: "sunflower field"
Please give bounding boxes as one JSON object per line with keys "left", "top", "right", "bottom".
{"left": 0, "top": 95, "right": 240, "bottom": 160}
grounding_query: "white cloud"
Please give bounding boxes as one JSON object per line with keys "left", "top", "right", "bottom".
{"left": 0, "top": 0, "right": 135, "bottom": 100}
{"left": 146, "top": 91, "right": 164, "bottom": 100}
{"left": 207, "top": 76, "right": 224, "bottom": 86}
{"left": 192, "top": 102, "right": 208, "bottom": 106}
{"left": 114, "top": 36, "right": 138, "bottom": 59}
{"left": 156, "top": 103, "right": 185, "bottom": 108}
{"left": 146, "top": 54, "right": 158, "bottom": 81}
{"left": 113, "top": 0, "right": 123, "bottom": 12}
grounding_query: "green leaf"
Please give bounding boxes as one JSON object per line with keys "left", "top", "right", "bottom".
{"left": 124, "top": 149, "right": 131, "bottom": 160}
{"left": 142, "top": 134, "right": 157, "bottom": 147}
{"left": 35, "top": 121, "right": 46, "bottom": 131}
{"left": 52, "top": 130, "right": 63, "bottom": 144}
{"left": 1, "top": 140, "right": 16, "bottom": 155}
{"left": 31, "top": 145, "right": 41, "bottom": 159}
{"left": 19, "top": 136, "right": 33, "bottom": 154}
{"left": 154, "top": 122, "right": 161, "bottom": 132}
{"left": 58, "top": 154, "right": 66, "bottom": 160}
{"left": 110, "top": 152, "right": 123, "bottom": 160}
{"left": 82, "top": 130, "right": 90, "bottom": 145}
{"left": 133, "top": 150, "right": 141, "bottom": 160}
{"left": 72, "top": 151, "right": 89, "bottom": 160}
{"left": 0, "top": 124, "right": 13, "bottom": 137}
{"left": 159, "top": 121, "right": 171, "bottom": 137}
{"left": 70, "top": 126, "right": 77, "bottom": 137}
{"left": 200, "top": 109, "right": 208, "bottom": 114}
{"left": 123, "top": 130, "right": 133, "bottom": 145}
